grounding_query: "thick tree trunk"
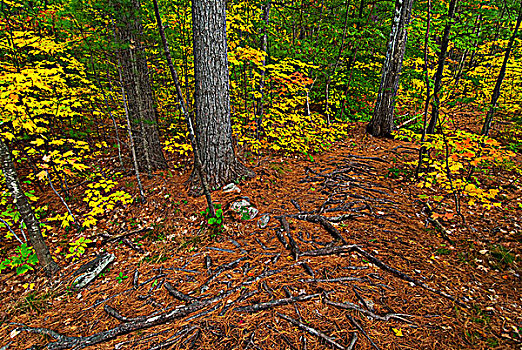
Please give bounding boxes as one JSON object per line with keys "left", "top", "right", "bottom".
{"left": 114, "top": 0, "right": 167, "bottom": 173}
{"left": 190, "top": 0, "right": 254, "bottom": 192}
{"left": 152, "top": 0, "right": 215, "bottom": 216}
{"left": 0, "top": 138, "right": 59, "bottom": 277}
{"left": 482, "top": 7, "right": 522, "bottom": 136}
{"left": 367, "top": 0, "right": 413, "bottom": 137}
{"left": 426, "top": 0, "right": 457, "bottom": 134}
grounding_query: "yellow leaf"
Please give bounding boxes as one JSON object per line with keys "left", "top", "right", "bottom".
{"left": 36, "top": 170, "right": 47, "bottom": 180}
{"left": 31, "top": 139, "right": 45, "bottom": 147}
{"left": 392, "top": 328, "right": 403, "bottom": 337}
{"left": 23, "top": 283, "right": 35, "bottom": 290}
{"left": 1, "top": 132, "right": 15, "bottom": 141}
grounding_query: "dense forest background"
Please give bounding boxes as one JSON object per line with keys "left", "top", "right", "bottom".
{"left": 0, "top": 0, "right": 521, "bottom": 348}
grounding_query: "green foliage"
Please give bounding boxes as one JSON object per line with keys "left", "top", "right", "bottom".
{"left": 66, "top": 237, "right": 92, "bottom": 260}
{"left": 116, "top": 272, "right": 128, "bottom": 283}
{"left": 200, "top": 204, "right": 224, "bottom": 236}
{"left": 0, "top": 243, "right": 39, "bottom": 275}
{"left": 489, "top": 245, "right": 515, "bottom": 270}
{"left": 396, "top": 129, "right": 515, "bottom": 209}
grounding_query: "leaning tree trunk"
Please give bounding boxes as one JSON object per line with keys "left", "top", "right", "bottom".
{"left": 367, "top": 0, "right": 414, "bottom": 137}
{"left": 115, "top": 0, "right": 167, "bottom": 173}
{"left": 481, "top": 6, "right": 522, "bottom": 136}
{"left": 426, "top": 0, "right": 457, "bottom": 134}
{"left": 0, "top": 137, "right": 59, "bottom": 277}
{"left": 190, "top": 0, "right": 254, "bottom": 193}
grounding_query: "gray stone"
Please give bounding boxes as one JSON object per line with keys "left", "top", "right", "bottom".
{"left": 258, "top": 214, "right": 270, "bottom": 229}
{"left": 230, "top": 198, "right": 258, "bottom": 220}
{"left": 71, "top": 252, "right": 115, "bottom": 290}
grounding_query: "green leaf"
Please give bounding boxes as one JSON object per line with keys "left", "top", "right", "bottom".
{"left": 27, "top": 254, "right": 38, "bottom": 265}
{"left": 208, "top": 218, "right": 217, "bottom": 225}
{"left": 16, "top": 264, "right": 33, "bottom": 275}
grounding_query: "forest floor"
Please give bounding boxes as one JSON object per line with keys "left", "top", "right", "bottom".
{"left": 0, "top": 122, "right": 521, "bottom": 350}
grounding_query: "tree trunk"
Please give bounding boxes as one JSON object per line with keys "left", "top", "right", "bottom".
{"left": 114, "top": 0, "right": 167, "bottom": 173}
{"left": 255, "top": 1, "right": 271, "bottom": 139}
{"left": 481, "top": 6, "right": 522, "bottom": 136}
{"left": 426, "top": 0, "right": 457, "bottom": 134}
{"left": 190, "top": 0, "right": 254, "bottom": 192}
{"left": 0, "top": 137, "right": 59, "bottom": 277}
{"left": 367, "top": 0, "right": 414, "bottom": 137}
{"left": 152, "top": 0, "right": 215, "bottom": 216}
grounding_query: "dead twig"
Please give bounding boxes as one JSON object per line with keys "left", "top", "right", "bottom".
{"left": 325, "top": 300, "right": 413, "bottom": 323}
{"left": 234, "top": 293, "right": 321, "bottom": 313}
{"left": 164, "top": 282, "right": 196, "bottom": 303}
{"left": 276, "top": 313, "right": 346, "bottom": 350}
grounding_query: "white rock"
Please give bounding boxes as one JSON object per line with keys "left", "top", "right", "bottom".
{"left": 223, "top": 183, "right": 241, "bottom": 193}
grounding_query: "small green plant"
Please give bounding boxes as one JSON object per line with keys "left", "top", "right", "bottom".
{"left": 240, "top": 207, "right": 252, "bottom": 221}
{"left": 66, "top": 237, "right": 92, "bottom": 260}
{"left": 303, "top": 151, "right": 314, "bottom": 162}
{"left": 116, "top": 272, "right": 128, "bottom": 283}
{"left": 386, "top": 167, "right": 409, "bottom": 179}
{"left": 100, "top": 266, "right": 111, "bottom": 277}
{"left": 490, "top": 245, "right": 515, "bottom": 269}
{"left": 435, "top": 248, "right": 452, "bottom": 255}
{"left": 201, "top": 203, "right": 224, "bottom": 236}
{"left": 0, "top": 243, "right": 38, "bottom": 275}
{"left": 12, "top": 290, "right": 55, "bottom": 315}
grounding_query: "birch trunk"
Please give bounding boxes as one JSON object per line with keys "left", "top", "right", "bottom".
{"left": 367, "top": 0, "right": 414, "bottom": 137}
{"left": 0, "top": 137, "right": 59, "bottom": 277}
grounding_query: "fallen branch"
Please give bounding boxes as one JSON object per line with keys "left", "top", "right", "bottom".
{"left": 101, "top": 226, "right": 153, "bottom": 244}
{"left": 301, "top": 245, "right": 359, "bottom": 257}
{"left": 345, "top": 314, "right": 381, "bottom": 350}
{"left": 104, "top": 305, "right": 144, "bottom": 323}
{"left": 325, "top": 300, "right": 413, "bottom": 323}
{"left": 301, "top": 245, "right": 464, "bottom": 306}
{"left": 352, "top": 246, "right": 466, "bottom": 307}
{"left": 18, "top": 288, "right": 237, "bottom": 349}
{"left": 164, "top": 282, "right": 196, "bottom": 303}
{"left": 234, "top": 293, "right": 321, "bottom": 313}
{"left": 285, "top": 214, "right": 347, "bottom": 244}
{"left": 200, "top": 257, "right": 248, "bottom": 292}
{"left": 279, "top": 216, "right": 300, "bottom": 259}
{"left": 276, "top": 313, "right": 345, "bottom": 350}
{"left": 347, "top": 332, "right": 358, "bottom": 350}
{"left": 300, "top": 276, "right": 366, "bottom": 283}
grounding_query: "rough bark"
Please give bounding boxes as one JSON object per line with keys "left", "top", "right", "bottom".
{"left": 114, "top": 0, "right": 167, "bottom": 172}
{"left": 0, "top": 137, "right": 59, "bottom": 277}
{"left": 190, "top": 0, "right": 254, "bottom": 192}
{"left": 482, "top": 6, "right": 522, "bottom": 136}
{"left": 367, "top": 0, "right": 413, "bottom": 137}
{"left": 152, "top": 0, "right": 215, "bottom": 215}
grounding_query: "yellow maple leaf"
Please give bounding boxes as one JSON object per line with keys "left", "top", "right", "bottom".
{"left": 31, "top": 138, "right": 45, "bottom": 147}
{"left": 392, "top": 328, "right": 403, "bottom": 337}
